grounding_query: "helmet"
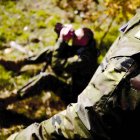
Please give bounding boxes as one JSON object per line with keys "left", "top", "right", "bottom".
{"left": 54, "top": 23, "right": 64, "bottom": 35}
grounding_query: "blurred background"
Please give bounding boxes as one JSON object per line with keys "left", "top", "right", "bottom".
{"left": 0, "top": 0, "right": 140, "bottom": 139}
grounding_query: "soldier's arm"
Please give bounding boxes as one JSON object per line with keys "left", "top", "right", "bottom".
{"left": 8, "top": 53, "right": 136, "bottom": 140}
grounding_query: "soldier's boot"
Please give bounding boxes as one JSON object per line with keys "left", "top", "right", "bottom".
{"left": 0, "top": 94, "right": 18, "bottom": 109}
{"left": 17, "top": 72, "right": 48, "bottom": 98}
{"left": 0, "top": 58, "right": 25, "bottom": 72}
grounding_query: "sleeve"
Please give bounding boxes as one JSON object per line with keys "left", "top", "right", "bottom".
{"left": 64, "top": 49, "right": 92, "bottom": 73}
{"left": 25, "top": 37, "right": 66, "bottom": 65}
{"left": 10, "top": 55, "right": 136, "bottom": 140}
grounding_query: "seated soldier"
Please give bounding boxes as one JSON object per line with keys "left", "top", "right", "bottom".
{"left": 0, "top": 23, "right": 98, "bottom": 104}
{"left": 7, "top": 12, "right": 140, "bottom": 140}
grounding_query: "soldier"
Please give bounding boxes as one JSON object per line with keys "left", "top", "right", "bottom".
{"left": 0, "top": 23, "right": 98, "bottom": 105}
{"left": 8, "top": 12, "right": 140, "bottom": 140}
{"left": 0, "top": 23, "right": 73, "bottom": 72}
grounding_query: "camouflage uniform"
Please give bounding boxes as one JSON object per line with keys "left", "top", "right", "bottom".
{"left": 8, "top": 12, "right": 140, "bottom": 140}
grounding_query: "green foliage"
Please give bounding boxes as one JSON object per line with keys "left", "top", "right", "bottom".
{"left": 17, "top": 32, "right": 30, "bottom": 44}
{"left": 36, "top": 10, "right": 48, "bottom": 19}
{"left": 37, "top": 21, "right": 46, "bottom": 28}
{"left": 0, "top": 66, "right": 12, "bottom": 88}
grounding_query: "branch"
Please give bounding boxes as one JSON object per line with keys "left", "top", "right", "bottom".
{"left": 99, "top": 15, "right": 116, "bottom": 51}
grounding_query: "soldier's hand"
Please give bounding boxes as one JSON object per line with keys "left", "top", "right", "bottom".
{"left": 59, "top": 25, "right": 74, "bottom": 42}
{"left": 130, "top": 74, "right": 140, "bottom": 90}
{"left": 67, "top": 55, "right": 79, "bottom": 63}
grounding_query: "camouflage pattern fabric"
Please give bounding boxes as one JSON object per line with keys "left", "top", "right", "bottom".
{"left": 8, "top": 12, "right": 140, "bottom": 140}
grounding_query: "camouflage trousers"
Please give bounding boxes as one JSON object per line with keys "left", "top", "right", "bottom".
{"left": 17, "top": 72, "right": 75, "bottom": 104}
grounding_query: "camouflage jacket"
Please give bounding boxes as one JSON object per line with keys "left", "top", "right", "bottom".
{"left": 8, "top": 12, "right": 140, "bottom": 140}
